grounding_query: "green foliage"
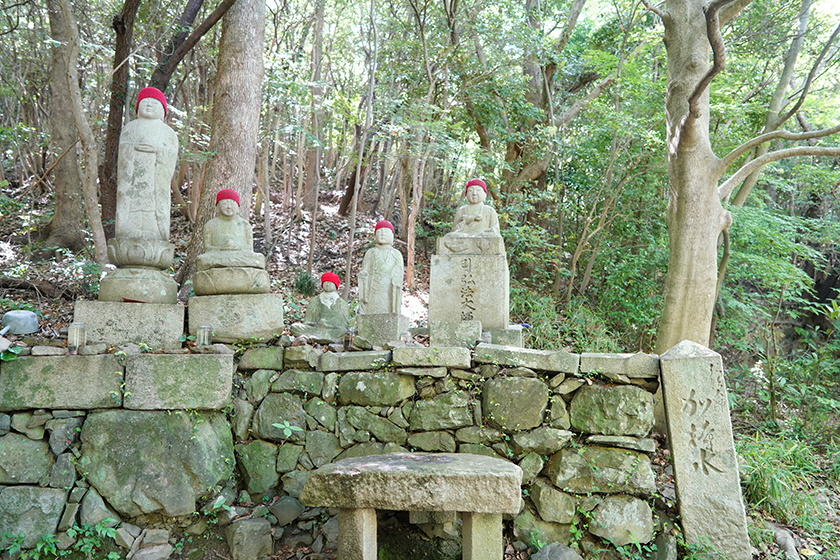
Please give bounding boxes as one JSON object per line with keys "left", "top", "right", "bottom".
{"left": 1, "top": 519, "right": 120, "bottom": 560}
{"left": 271, "top": 420, "right": 303, "bottom": 439}
{"left": 293, "top": 269, "right": 317, "bottom": 297}
{"left": 1, "top": 345, "right": 22, "bottom": 361}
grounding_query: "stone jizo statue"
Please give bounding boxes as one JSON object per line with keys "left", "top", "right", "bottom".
{"left": 290, "top": 273, "right": 350, "bottom": 342}
{"left": 193, "top": 189, "right": 270, "bottom": 295}
{"left": 440, "top": 179, "right": 504, "bottom": 255}
{"left": 358, "top": 220, "right": 403, "bottom": 315}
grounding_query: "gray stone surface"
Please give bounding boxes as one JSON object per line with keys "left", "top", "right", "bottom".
{"left": 133, "top": 544, "right": 174, "bottom": 560}
{"left": 50, "top": 452, "right": 76, "bottom": 489}
{"left": 546, "top": 446, "right": 655, "bottom": 495}
{"left": 580, "top": 352, "right": 660, "bottom": 379}
{"left": 569, "top": 385, "right": 654, "bottom": 437}
{"left": 235, "top": 440, "right": 279, "bottom": 495}
{"left": 252, "top": 393, "right": 306, "bottom": 443}
{"left": 46, "top": 417, "right": 84, "bottom": 456}
{"left": 300, "top": 453, "right": 522, "bottom": 513}
{"left": 518, "top": 452, "right": 543, "bottom": 486}
{"left": 474, "top": 343, "right": 579, "bottom": 373}
{"left": 305, "top": 430, "right": 343, "bottom": 467}
{"left": 345, "top": 406, "right": 407, "bottom": 444}
{"left": 303, "top": 398, "right": 336, "bottom": 431}
{"left": 407, "top": 431, "right": 457, "bottom": 453}
{"left": 586, "top": 435, "right": 656, "bottom": 453}
{"left": 513, "top": 509, "right": 571, "bottom": 547}
{"left": 271, "top": 369, "right": 324, "bottom": 396}
{"left": 275, "top": 443, "right": 303, "bottom": 473}
{"left": 79, "top": 410, "right": 234, "bottom": 517}
{"left": 232, "top": 398, "right": 253, "bottom": 441}
{"left": 283, "top": 345, "right": 323, "bottom": 369}
{"left": 429, "top": 320, "right": 483, "bottom": 348}
{"left": 188, "top": 294, "right": 284, "bottom": 343}
{"left": 588, "top": 495, "right": 653, "bottom": 546}
{"left": 31, "top": 346, "right": 65, "bottom": 356}
{"left": 74, "top": 300, "right": 184, "bottom": 349}
{"left": 238, "top": 347, "right": 284, "bottom": 370}
{"left": 337, "top": 371, "right": 415, "bottom": 406}
{"left": 429, "top": 253, "right": 510, "bottom": 331}
{"left": 397, "top": 366, "right": 447, "bottom": 378}
{"left": 512, "top": 427, "right": 572, "bottom": 456}
{"left": 392, "top": 346, "right": 472, "bottom": 369}
{"left": 0, "top": 354, "right": 123, "bottom": 411}
{"left": 660, "top": 340, "right": 751, "bottom": 560}
{"left": 281, "top": 470, "right": 310, "bottom": 498}
{"left": 549, "top": 396, "right": 571, "bottom": 430}
{"left": 335, "top": 441, "right": 407, "bottom": 461}
{"left": 226, "top": 518, "right": 273, "bottom": 560}
{"left": 356, "top": 313, "right": 409, "bottom": 347}
{"left": 244, "top": 369, "right": 274, "bottom": 403}
{"left": 79, "top": 486, "right": 119, "bottom": 527}
{"left": 530, "top": 542, "right": 583, "bottom": 560}
{"left": 483, "top": 377, "right": 549, "bottom": 431}
{"left": 531, "top": 479, "right": 575, "bottom": 523}
{"left": 0, "top": 486, "right": 66, "bottom": 548}
{"left": 318, "top": 350, "right": 391, "bottom": 372}
{"left": 269, "top": 495, "right": 305, "bottom": 526}
{"left": 455, "top": 426, "right": 502, "bottom": 444}
{"left": 409, "top": 391, "right": 473, "bottom": 431}
{"left": 11, "top": 411, "right": 47, "bottom": 439}
{"left": 488, "top": 326, "right": 524, "bottom": 347}
{"left": 0, "top": 433, "right": 53, "bottom": 483}
{"left": 1, "top": 310, "right": 39, "bottom": 334}
{"left": 124, "top": 354, "right": 233, "bottom": 410}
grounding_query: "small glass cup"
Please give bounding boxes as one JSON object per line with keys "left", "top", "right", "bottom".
{"left": 68, "top": 322, "right": 86, "bottom": 351}
{"left": 197, "top": 325, "right": 212, "bottom": 347}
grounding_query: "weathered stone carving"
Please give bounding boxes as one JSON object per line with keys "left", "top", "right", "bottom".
{"left": 439, "top": 178, "right": 504, "bottom": 256}
{"left": 193, "top": 189, "right": 270, "bottom": 295}
{"left": 290, "top": 273, "right": 350, "bottom": 343}
{"left": 358, "top": 221, "right": 403, "bottom": 315}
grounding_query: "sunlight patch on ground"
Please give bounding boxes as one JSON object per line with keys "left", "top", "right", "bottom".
{"left": 0, "top": 241, "right": 17, "bottom": 266}
{"left": 403, "top": 290, "right": 428, "bottom": 327}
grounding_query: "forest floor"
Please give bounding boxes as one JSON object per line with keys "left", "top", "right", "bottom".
{"left": 0, "top": 188, "right": 838, "bottom": 559}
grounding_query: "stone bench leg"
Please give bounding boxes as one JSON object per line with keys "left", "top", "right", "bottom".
{"left": 462, "top": 512, "right": 502, "bottom": 560}
{"left": 338, "top": 508, "right": 377, "bottom": 560}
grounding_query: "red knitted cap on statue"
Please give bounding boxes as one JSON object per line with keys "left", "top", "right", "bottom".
{"left": 216, "top": 189, "right": 240, "bottom": 206}
{"left": 465, "top": 178, "right": 487, "bottom": 195}
{"left": 136, "top": 87, "right": 168, "bottom": 117}
{"left": 374, "top": 220, "right": 394, "bottom": 233}
{"left": 321, "top": 272, "right": 340, "bottom": 288}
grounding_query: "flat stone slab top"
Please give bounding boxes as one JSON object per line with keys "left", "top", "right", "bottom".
{"left": 300, "top": 452, "right": 522, "bottom": 513}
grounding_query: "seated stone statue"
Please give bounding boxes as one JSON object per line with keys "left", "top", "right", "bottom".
{"left": 358, "top": 221, "right": 403, "bottom": 315}
{"left": 440, "top": 178, "right": 505, "bottom": 255}
{"left": 290, "top": 273, "right": 350, "bottom": 342}
{"left": 193, "top": 189, "right": 269, "bottom": 295}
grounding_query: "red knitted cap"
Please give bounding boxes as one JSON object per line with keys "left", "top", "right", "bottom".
{"left": 136, "top": 87, "right": 168, "bottom": 117}
{"left": 216, "top": 189, "right": 240, "bottom": 206}
{"left": 465, "top": 178, "right": 487, "bottom": 195}
{"left": 374, "top": 220, "right": 394, "bottom": 233}
{"left": 321, "top": 272, "right": 340, "bottom": 288}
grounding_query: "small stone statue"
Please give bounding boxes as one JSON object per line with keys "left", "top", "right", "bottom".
{"left": 193, "top": 189, "right": 270, "bottom": 295}
{"left": 440, "top": 179, "right": 504, "bottom": 255}
{"left": 358, "top": 220, "right": 403, "bottom": 315}
{"left": 290, "top": 273, "right": 350, "bottom": 342}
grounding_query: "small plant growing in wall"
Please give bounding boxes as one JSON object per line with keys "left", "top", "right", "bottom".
{"left": 272, "top": 420, "right": 303, "bottom": 439}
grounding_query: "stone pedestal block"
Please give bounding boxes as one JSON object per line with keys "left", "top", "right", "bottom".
{"left": 74, "top": 300, "right": 184, "bottom": 349}
{"left": 193, "top": 267, "right": 270, "bottom": 296}
{"left": 124, "top": 353, "right": 233, "bottom": 410}
{"left": 429, "top": 253, "right": 509, "bottom": 331}
{"left": 429, "top": 320, "right": 482, "bottom": 347}
{"left": 356, "top": 313, "right": 408, "bottom": 347}
{"left": 488, "top": 326, "right": 523, "bottom": 347}
{"left": 98, "top": 267, "right": 178, "bottom": 304}
{"left": 188, "top": 294, "right": 284, "bottom": 343}
{"left": 0, "top": 355, "right": 123, "bottom": 411}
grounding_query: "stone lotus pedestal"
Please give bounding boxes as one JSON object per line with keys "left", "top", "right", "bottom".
{"left": 188, "top": 294, "right": 284, "bottom": 343}
{"left": 74, "top": 300, "right": 184, "bottom": 349}
{"left": 99, "top": 238, "right": 178, "bottom": 304}
{"left": 356, "top": 313, "right": 409, "bottom": 347}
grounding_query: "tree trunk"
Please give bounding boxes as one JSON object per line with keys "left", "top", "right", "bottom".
{"left": 302, "top": 0, "right": 325, "bottom": 213}
{"left": 176, "top": 0, "right": 265, "bottom": 287}
{"left": 98, "top": 0, "right": 142, "bottom": 240}
{"left": 42, "top": 0, "right": 85, "bottom": 253}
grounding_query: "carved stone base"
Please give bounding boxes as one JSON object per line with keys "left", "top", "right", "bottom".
{"left": 430, "top": 320, "right": 483, "bottom": 348}
{"left": 74, "top": 300, "right": 184, "bottom": 349}
{"left": 356, "top": 313, "right": 409, "bottom": 347}
{"left": 436, "top": 235, "right": 505, "bottom": 256}
{"left": 188, "top": 293, "right": 284, "bottom": 343}
{"left": 429, "top": 253, "right": 509, "bottom": 331}
{"left": 107, "top": 237, "right": 174, "bottom": 269}
{"left": 193, "top": 267, "right": 270, "bottom": 296}
{"left": 487, "top": 325, "right": 523, "bottom": 347}
{"left": 98, "top": 267, "right": 178, "bottom": 304}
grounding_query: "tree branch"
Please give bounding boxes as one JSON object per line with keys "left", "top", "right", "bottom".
{"left": 718, "top": 145, "right": 840, "bottom": 199}
{"left": 719, "top": 122, "right": 840, "bottom": 170}
{"left": 639, "top": 0, "right": 666, "bottom": 21}
{"left": 555, "top": 75, "right": 613, "bottom": 127}
{"left": 719, "top": 0, "right": 753, "bottom": 26}
{"left": 687, "top": 0, "right": 738, "bottom": 120}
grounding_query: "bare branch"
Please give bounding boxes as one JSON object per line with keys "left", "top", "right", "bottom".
{"left": 776, "top": 21, "right": 840, "bottom": 125}
{"left": 555, "top": 0, "right": 587, "bottom": 54}
{"left": 687, "top": 0, "right": 738, "bottom": 120}
{"left": 719, "top": 0, "right": 753, "bottom": 26}
{"left": 718, "top": 145, "right": 840, "bottom": 199}
{"left": 639, "top": 0, "right": 666, "bottom": 21}
{"left": 719, "top": 122, "right": 840, "bottom": 170}
{"left": 555, "top": 75, "right": 613, "bottom": 127}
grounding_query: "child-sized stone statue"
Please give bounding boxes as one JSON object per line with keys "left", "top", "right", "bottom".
{"left": 357, "top": 220, "right": 404, "bottom": 315}
{"left": 290, "top": 273, "right": 350, "bottom": 343}
{"left": 193, "top": 189, "right": 269, "bottom": 295}
{"left": 440, "top": 178, "right": 504, "bottom": 255}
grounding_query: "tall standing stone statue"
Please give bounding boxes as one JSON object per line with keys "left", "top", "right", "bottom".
{"left": 356, "top": 221, "right": 409, "bottom": 346}
{"left": 429, "top": 179, "right": 521, "bottom": 347}
{"left": 99, "top": 87, "right": 179, "bottom": 304}
{"left": 290, "top": 273, "right": 350, "bottom": 343}
{"left": 194, "top": 189, "right": 269, "bottom": 295}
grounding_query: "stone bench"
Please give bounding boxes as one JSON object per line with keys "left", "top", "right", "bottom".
{"left": 299, "top": 453, "right": 523, "bottom": 560}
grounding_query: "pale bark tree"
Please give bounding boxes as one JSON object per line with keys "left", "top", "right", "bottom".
{"left": 302, "top": 0, "right": 325, "bottom": 213}
{"left": 40, "top": 0, "right": 85, "bottom": 253}
{"left": 57, "top": 0, "right": 108, "bottom": 264}
{"left": 176, "top": 0, "right": 265, "bottom": 287}
{"left": 644, "top": 0, "right": 840, "bottom": 353}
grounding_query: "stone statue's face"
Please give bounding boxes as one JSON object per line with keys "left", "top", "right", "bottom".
{"left": 375, "top": 227, "right": 394, "bottom": 246}
{"left": 137, "top": 97, "right": 165, "bottom": 121}
{"left": 217, "top": 198, "right": 238, "bottom": 218}
{"left": 466, "top": 185, "right": 486, "bottom": 204}
{"left": 322, "top": 281, "right": 337, "bottom": 293}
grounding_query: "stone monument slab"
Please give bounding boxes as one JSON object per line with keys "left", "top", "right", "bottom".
{"left": 124, "top": 353, "right": 233, "bottom": 410}
{"left": 429, "top": 320, "right": 482, "bottom": 348}
{"left": 660, "top": 340, "right": 750, "bottom": 560}
{"left": 356, "top": 313, "right": 408, "bottom": 347}
{"left": 188, "top": 294, "right": 284, "bottom": 343}
{"left": 73, "top": 300, "right": 184, "bottom": 349}
{"left": 429, "top": 254, "right": 509, "bottom": 331}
